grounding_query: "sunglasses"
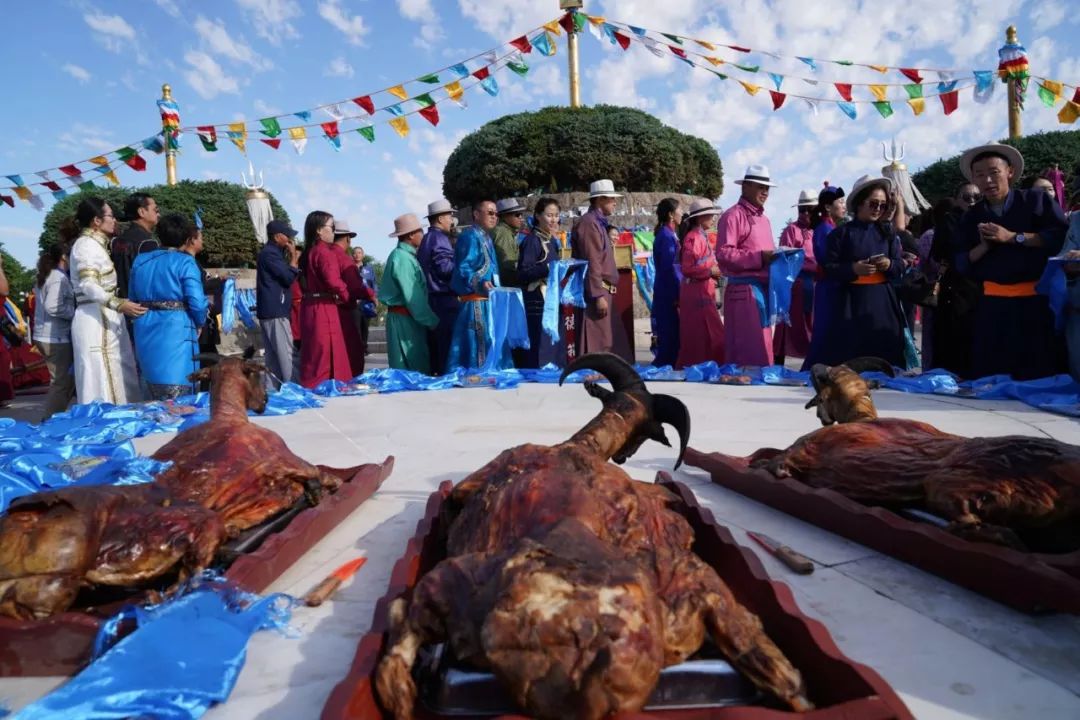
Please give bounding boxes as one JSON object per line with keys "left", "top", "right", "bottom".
{"left": 960, "top": 193, "right": 982, "bottom": 202}
{"left": 483, "top": 211, "right": 497, "bottom": 216}
{"left": 866, "top": 200, "right": 888, "bottom": 211}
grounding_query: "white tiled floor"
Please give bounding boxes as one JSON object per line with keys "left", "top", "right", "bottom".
{"left": 3, "top": 383, "right": 1079, "bottom": 719}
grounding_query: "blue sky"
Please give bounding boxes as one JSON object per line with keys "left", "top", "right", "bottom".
{"left": 1, "top": 0, "right": 1078, "bottom": 268}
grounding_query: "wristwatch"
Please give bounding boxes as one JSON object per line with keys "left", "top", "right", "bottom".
{"left": 1015, "top": 232, "right": 1027, "bottom": 245}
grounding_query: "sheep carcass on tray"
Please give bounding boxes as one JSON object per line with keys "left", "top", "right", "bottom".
{"left": 376, "top": 353, "right": 812, "bottom": 720}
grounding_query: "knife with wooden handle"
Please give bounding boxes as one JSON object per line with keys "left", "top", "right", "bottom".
{"left": 303, "top": 556, "right": 367, "bottom": 607}
{"left": 747, "top": 531, "right": 815, "bottom": 575}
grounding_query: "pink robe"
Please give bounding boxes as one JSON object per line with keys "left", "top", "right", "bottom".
{"left": 772, "top": 222, "right": 816, "bottom": 360}
{"left": 333, "top": 244, "right": 374, "bottom": 376}
{"left": 676, "top": 227, "right": 725, "bottom": 368}
{"left": 299, "top": 241, "right": 355, "bottom": 388}
{"left": 717, "top": 198, "right": 775, "bottom": 367}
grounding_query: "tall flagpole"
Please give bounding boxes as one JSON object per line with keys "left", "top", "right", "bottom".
{"left": 161, "top": 84, "right": 179, "bottom": 185}
{"left": 1005, "top": 26, "right": 1022, "bottom": 140}
{"left": 561, "top": 0, "right": 583, "bottom": 107}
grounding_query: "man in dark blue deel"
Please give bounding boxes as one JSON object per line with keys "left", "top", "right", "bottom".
{"left": 256, "top": 220, "right": 301, "bottom": 387}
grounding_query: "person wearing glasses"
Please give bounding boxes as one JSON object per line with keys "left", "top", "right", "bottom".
{"left": 956, "top": 143, "right": 1068, "bottom": 380}
{"left": 492, "top": 198, "right": 526, "bottom": 287}
{"left": 446, "top": 200, "right": 511, "bottom": 371}
{"left": 817, "top": 175, "right": 908, "bottom": 368}
{"left": 772, "top": 190, "right": 819, "bottom": 366}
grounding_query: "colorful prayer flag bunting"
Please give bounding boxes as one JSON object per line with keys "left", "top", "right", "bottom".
{"left": 352, "top": 96, "right": 375, "bottom": 115}
{"left": 419, "top": 104, "right": 440, "bottom": 126}
{"left": 543, "top": 19, "right": 562, "bottom": 35}
{"left": 837, "top": 101, "right": 856, "bottom": 119}
{"left": 797, "top": 57, "right": 817, "bottom": 71}
{"left": 449, "top": 63, "right": 470, "bottom": 80}
{"left": 695, "top": 38, "right": 715, "bottom": 51}
{"left": 770, "top": 91, "right": 786, "bottom": 110}
{"left": 869, "top": 65, "right": 888, "bottom": 73}
{"left": 873, "top": 101, "right": 894, "bottom": 118}
{"left": 294, "top": 110, "right": 312, "bottom": 122}
{"left": 116, "top": 147, "right": 147, "bottom": 171}
{"left": 1059, "top": 101, "right": 1080, "bottom": 125}
{"left": 157, "top": 98, "right": 180, "bottom": 129}
{"left": 418, "top": 73, "right": 441, "bottom": 84}
{"left": 324, "top": 103, "right": 346, "bottom": 121}
{"left": 869, "top": 84, "right": 888, "bottom": 102}
{"left": 613, "top": 31, "right": 630, "bottom": 50}
{"left": 78, "top": 180, "right": 96, "bottom": 192}
{"left": 479, "top": 75, "right": 499, "bottom": 96}
{"left": 261, "top": 138, "right": 282, "bottom": 149}
{"left": 58, "top": 165, "right": 80, "bottom": 177}
{"left": 509, "top": 35, "right": 533, "bottom": 53}
{"left": 5, "top": 175, "right": 23, "bottom": 186}
{"left": 1038, "top": 80, "right": 1063, "bottom": 107}
{"left": 507, "top": 58, "right": 530, "bottom": 76}
{"left": 389, "top": 116, "right": 409, "bottom": 138}
{"left": 534, "top": 32, "right": 556, "bottom": 56}
{"left": 0, "top": 195, "right": 13, "bottom": 208}
{"left": 385, "top": 103, "right": 404, "bottom": 117}
{"left": 768, "top": 73, "right": 783, "bottom": 90}
{"left": 388, "top": 85, "right": 408, "bottom": 100}
{"left": 260, "top": 117, "right": 282, "bottom": 138}
{"left": 321, "top": 121, "right": 339, "bottom": 139}
{"left": 907, "top": 98, "right": 926, "bottom": 115}
{"left": 197, "top": 126, "right": 218, "bottom": 152}
{"left": 558, "top": 13, "right": 574, "bottom": 34}
{"left": 227, "top": 123, "right": 247, "bottom": 153}
{"left": 835, "top": 83, "right": 853, "bottom": 101}
{"left": 940, "top": 90, "right": 959, "bottom": 115}
{"left": 904, "top": 83, "right": 924, "bottom": 99}
{"left": 739, "top": 80, "right": 761, "bottom": 96}
{"left": 358, "top": 125, "right": 375, "bottom": 142}
{"left": 472, "top": 66, "right": 490, "bottom": 80}
{"left": 42, "top": 181, "right": 61, "bottom": 192}
{"left": 28, "top": 196, "right": 43, "bottom": 210}
{"left": 661, "top": 33, "right": 682, "bottom": 45}
{"left": 13, "top": 186, "right": 32, "bottom": 200}
{"left": 445, "top": 81, "right": 464, "bottom": 103}
{"left": 900, "top": 68, "right": 923, "bottom": 83}
{"left": 288, "top": 127, "right": 307, "bottom": 155}
{"left": 974, "top": 70, "right": 995, "bottom": 103}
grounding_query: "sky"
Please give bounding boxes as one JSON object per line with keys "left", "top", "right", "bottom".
{"left": 1, "top": 0, "right": 1078, "bottom": 268}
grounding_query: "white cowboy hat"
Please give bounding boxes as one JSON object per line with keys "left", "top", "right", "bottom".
{"left": 332, "top": 220, "right": 357, "bottom": 239}
{"left": 495, "top": 198, "right": 526, "bottom": 214}
{"left": 849, "top": 175, "right": 895, "bottom": 204}
{"left": 388, "top": 213, "right": 423, "bottom": 238}
{"left": 793, "top": 189, "right": 818, "bottom": 207}
{"left": 426, "top": 199, "right": 454, "bottom": 218}
{"left": 733, "top": 164, "right": 778, "bottom": 187}
{"left": 588, "top": 179, "right": 623, "bottom": 198}
{"left": 685, "top": 198, "right": 722, "bottom": 219}
{"left": 959, "top": 142, "right": 1024, "bottom": 182}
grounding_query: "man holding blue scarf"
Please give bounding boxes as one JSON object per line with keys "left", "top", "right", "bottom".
{"left": 717, "top": 165, "right": 780, "bottom": 366}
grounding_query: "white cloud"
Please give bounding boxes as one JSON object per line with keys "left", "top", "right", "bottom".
{"left": 456, "top": 0, "right": 559, "bottom": 40}
{"left": 83, "top": 11, "right": 136, "bottom": 52}
{"left": 253, "top": 99, "right": 283, "bottom": 116}
{"left": 235, "top": 0, "right": 302, "bottom": 45}
{"left": 325, "top": 56, "right": 355, "bottom": 78}
{"left": 193, "top": 15, "right": 273, "bottom": 71}
{"left": 397, "top": 0, "right": 443, "bottom": 47}
{"left": 318, "top": 0, "right": 369, "bottom": 46}
{"left": 183, "top": 51, "right": 240, "bottom": 99}
{"left": 56, "top": 123, "right": 117, "bottom": 154}
{"left": 153, "top": 0, "right": 182, "bottom": 18}
{"left": 61, "top": 63, "right": 92, "bottom": 83}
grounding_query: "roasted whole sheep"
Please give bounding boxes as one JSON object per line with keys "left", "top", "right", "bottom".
{"left": 0, "top": 355, "right": 350, "bottom": 619}
{"left": 747, "top": 418, "right": 1080, "bottom": 551}
{"left": 376, "top": 353, "right": 812, "bottom": 720}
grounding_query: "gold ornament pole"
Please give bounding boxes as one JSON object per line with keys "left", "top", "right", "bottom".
{"left": 161, "top": 83, "right": 178, "bottom": 185}
{"left": 561, "top": 0, "right": 583, "bottom": 107}
{"left": 1006, "top": 25, "right": 1022, "bottom": 140}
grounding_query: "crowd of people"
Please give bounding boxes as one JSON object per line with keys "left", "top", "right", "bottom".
{"left": 10, "top": 139, "right": 1080, "bottom": 421}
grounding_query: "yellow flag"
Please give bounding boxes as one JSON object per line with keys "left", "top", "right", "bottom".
{"left": 869, "top": 84, "right": 888, "bottom": 102}
{"left": 543, "top": 20, "right": 562, "bottom": 35}
{"left": 907, "top": 98, "right": 925, "bottom": 116}
{"left": 14, "top": 186, "right": 32, "bottom": 200}
{"left": 704, "top": 56, "right": 724, "bottom": 66}
{"left": 389, "top": 116, "right": 409, "bottom": 138}
{"left": 587, "top": 15, "right": 606, "bottom": 26}
{"left": 1042, "top": 80, "right": 1064, "bottom": 100}
{"left": 869, "top": 65, "right": 888, "bottom": 73}
{"left": 228, "top": 122, "right": 246, "bottom": 137}
{"left": 103, "top": 170, "right": 120, "bottom": 185}
{"left": 1059, "top": 101, "right": 1080, "bottom": 125}
{"left": 445, "top": 81, "right": 464, "bottom": 102}
{"left": 388, "top": 85, "right": 408, "bottom": 101}
{"left": 739, "top": 81, "right": 761, "bottom": 96}
{"left": 288, "top": 127, "right": 307, "bottom": 140}
{"left": 695, "top": 39, "right": 715, "bottom": 50}
{"left": 89, "top": 155, "right": 109, "bottom": 166}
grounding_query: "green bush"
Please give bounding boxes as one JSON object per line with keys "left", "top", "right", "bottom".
{"left": 443, "top": 105, "right": 724, "bottom": 204}
{"left": 912, "top": 130, "right": 1080, "bottom": 205}
{"left": 39, "top": 180, "right": 290, "bottom": 268}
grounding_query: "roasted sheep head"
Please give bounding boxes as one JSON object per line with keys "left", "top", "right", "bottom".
{"left": 804, "top": 356, "right": 895, "bottom": 425}
{"left": 189, "top": 349, "right": 268, "bottom": 416}
{"left": 376, "top": 353, "right": 810, "bottom": 720}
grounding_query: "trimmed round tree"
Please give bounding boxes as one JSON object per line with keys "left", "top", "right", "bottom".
{"left": 913, "top": 130, "right": 1080, "bottom": 205}
{"left": 39, "top": 180, "right": 290, "bottom": 268}
{"left": 443, "top": 105, "right": 723, "bottom": 204}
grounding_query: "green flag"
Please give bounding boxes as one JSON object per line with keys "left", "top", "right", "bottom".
{"left": 357, "top": 126, "right": 375, "bottom": 143}
{"left": 260, "top": 117, "right": 282, "bottom": 138}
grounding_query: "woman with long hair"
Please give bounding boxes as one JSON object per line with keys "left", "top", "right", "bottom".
{"left": 128, "top": 213, "right": 209, "bottom": 400}
{"left": 69, "top": 197, "right": 145, "bottom": 404}
{"left": 651, "top": 197, "right": 682, "bottom": 367}
{"left": 676, "top": 199, "right": 725, "bottom": 368}
{"left": 802, "top": 184, "right": 846, "bottom": 369}
{"left": 33, "top": 232, "right": 76, "bottom": 419}
{"left": 298, "top": 210, "right": 357, "bottom": 386}
{"left": 516, "top": 197, "right": 563, "bottom": 368}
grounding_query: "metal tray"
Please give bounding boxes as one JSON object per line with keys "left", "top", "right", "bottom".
{"left": 0, "top": 456, "right": 394, "bottom": 676}
{"left": 321, "top": 473, "right": 913, "bottom": 719}
{"left": 684, "top": 447, "right": 1080, "bottom": 614}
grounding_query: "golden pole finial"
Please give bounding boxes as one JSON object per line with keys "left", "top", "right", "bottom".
{"left": 560, "top": 0, "right": 583, "bottom": 107}
{"left": 160, "top": 83, "right": 178, "bottom": 185}
{"left": 1005, "top": 25, "right": 1022, "bottom": 140}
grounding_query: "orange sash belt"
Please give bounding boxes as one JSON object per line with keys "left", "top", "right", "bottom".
{"left": 458, "top": 294, "right": 488, "bottom": 302}
{"left": 983, "top": 280, "right": 1038, "bottom": 298}
{"left": 852, "top": 272, "right": 886, "bottom": 285}
{"left": 388, "top": 306, "right": 411, "bottom": 317}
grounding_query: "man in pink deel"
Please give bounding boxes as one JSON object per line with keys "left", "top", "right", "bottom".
{"left": 716, "top": 164, "right": 780, "bottom": 366}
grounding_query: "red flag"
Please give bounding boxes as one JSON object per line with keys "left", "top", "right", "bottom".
{"left": 834, "top": 83, "right": 853, "bottom": 101}
{"left": 419, "top": 104, "right": 440, "bottom": 126}
{"left": 352, "top": 95, "right": 374, "bottom": 115}
{"left": 320, "top": 121, "right": 339, "bottom": 139}
{"left": 939, "top": 90, "right": 959, "bottom": 115}
{"left": 900, "top": 68, "right": 923, "bottom": 83}
{"left": 120, "top": 152, "right": 146, "bottom": 171}
{"left": 1072, "top": 87, "right": 1080, "bottom": 104}
{"left": 509, "top": 35, "right": 532, "bottom": 53}
{"left": 473, "top": 66, "right": 490, "bottom": 80}
{"left": 0, "top": 195, "right": 13, "bottom": 208}
{"left": 58, "top": 164, "right": 81, "bottom": 177}
{"left": 558, "top": 12, "right": 574, "bottom": 34}
{"left": 613, "top": 31, "right": 630, "bottom": 50}
{"left": 727, "top": 44, "right": 751, "bottom": 53}
{"left": 43, "top": 181, "right": 61, "bottom": 192}
{"left": 260, "top": 138, "right": 282, "bottom": 149}
{"left": 770, "top": 91, "right": 787, "bottom": 110}
{"left": 670, "top": 46, "right": 688, "bottom": 59}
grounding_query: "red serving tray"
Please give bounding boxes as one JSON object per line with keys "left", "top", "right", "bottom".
{"left": 0, "top": 456, "right": 394, "bottom": 677}
{"left": 321, "top": 473, "right": 913, "bottom": 720}
{"left": 684, "top": 447, "right": 1080, "bottom": 615}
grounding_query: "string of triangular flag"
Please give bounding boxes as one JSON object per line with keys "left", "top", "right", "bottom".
{"left": 1031, "top": 76, "right": 1080, "bottom": 125}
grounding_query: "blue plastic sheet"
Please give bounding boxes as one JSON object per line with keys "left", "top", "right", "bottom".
{"left": 14, "top": 583, "right": 293, "bottom": 720}
{"left": 484, "top": 288, "right": 530, "bottom": 372}
{"left": 768, "top": 249, "right": 805, "bottom": 326}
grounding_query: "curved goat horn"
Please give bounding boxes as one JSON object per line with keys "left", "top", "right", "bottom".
{"left": 843, "top": 356, "right": 896, "bottom": 377}
{"left": 653, "top": 394, "right": 691, "bottom": 469}
{"left": 559, "top": 352, "right": 644, "bottom": 393}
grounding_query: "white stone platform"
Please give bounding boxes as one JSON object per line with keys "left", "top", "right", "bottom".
{"left": 3, "top": 383, "right": 1080, "bottom": 719}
